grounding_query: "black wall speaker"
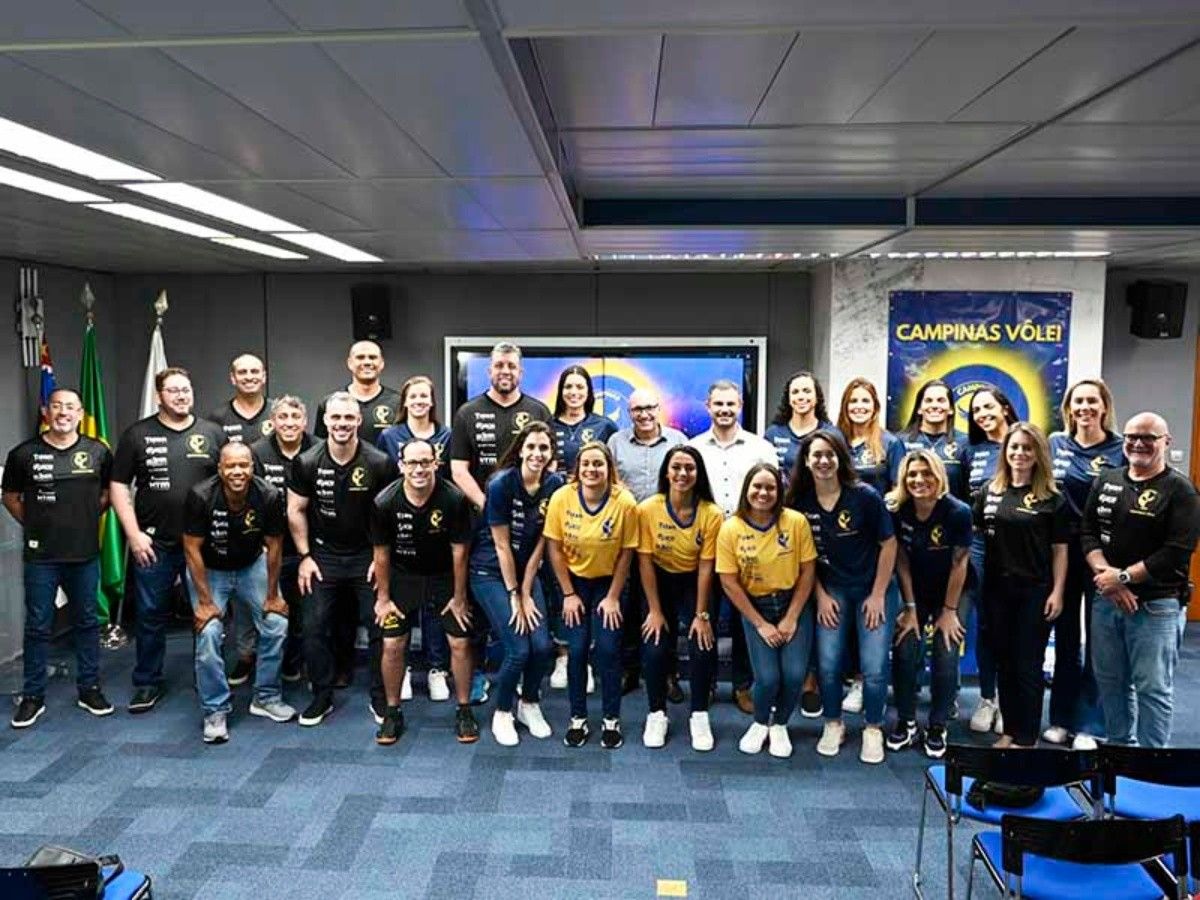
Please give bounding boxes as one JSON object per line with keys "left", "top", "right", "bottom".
{"left": 1127, "top": 279, "right": 1187, "bottom": 339}
{"left": 351, "top": 283, "right": 392, "bottom": 341}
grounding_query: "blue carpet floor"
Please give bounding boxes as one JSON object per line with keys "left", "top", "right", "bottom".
{"left": 1, "top": 628, "right": 1197, "bottom": 899}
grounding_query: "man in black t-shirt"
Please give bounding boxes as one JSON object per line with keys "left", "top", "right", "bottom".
{"left": 207, "top": 353, "right": 273, "bottom": 444}
{"left": 183, "top": 443, "right": 292, "bottom": 743}
{"left": 288, "top": 391, "right": 394, "bottom": 726}
{"left": 111, "top": 367, "right": 226, "bottom": 713}
{"left": 2, "top": 388, "right": 115, "bottom": 728}
{"left": 313, "top": 341, "right": 402, "bottom": 444}
{"left": 251, "top": 395, "right": 313, "bottom": 681}
{"left": 370, "top": 439, "right": 475, "bottom": 745}
{"left": 1082, "top": 411, "right": 1200, "bottom": 748}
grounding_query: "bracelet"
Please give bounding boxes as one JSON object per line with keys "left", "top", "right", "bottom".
{"left": 506, "top": 585, "right": 518, "bottom": 595}
{"left": 563, "top": 591, "right": 578, "bottom": 599}
{"left": 299, "top": 552, "right": 312, "bottom": 562}
{"left": 945, "top": 604, "right": 959, "bottom": 612}
{"left": 904, "top": 602, "right": 917, "bottom": 610}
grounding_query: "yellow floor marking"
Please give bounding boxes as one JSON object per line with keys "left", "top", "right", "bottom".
{"left": 656, "top": 879, "right": 688, "bottom": 897}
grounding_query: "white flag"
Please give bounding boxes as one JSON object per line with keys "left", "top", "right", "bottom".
{"left": 139, "top": 321, "right": 168, "bottom": 419}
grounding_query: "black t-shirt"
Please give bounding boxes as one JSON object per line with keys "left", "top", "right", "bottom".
{"left": 891, "top": 494, "right": 975, "bottom": 610}
{"left": 111, "top": 416, "right": 226, "bottom": 550}
{"left": 449, "top": 393, "right": 552, "bottom": 490}
{"left": 1081, "top": 467, "right": 1200, "bottom": 601}
{"left": 2, "top": 435, "right": 112, "bottom": 562}
{"left": 973, "top": 484, "right": 1070, "bottom": 584}
{"left": 183, "top": 475, "right": 285, "bottom": 571}
{"left": 313, "top": 385, "right": 402, "bottom": 444}
{"left": 289, "top": 440, "right": 394, "bottom": 557}
{"left": 250, "top": 432, "right": 314, "bottom": 557}
{"left": 370, "top": 477, "right": 473, "bottom": 576}
{"left": 207, "top": 399, "right": 273, "bottom": 444}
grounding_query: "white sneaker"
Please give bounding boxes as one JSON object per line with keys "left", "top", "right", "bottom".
{"left": 841, "top": 679, "right": 864, "bottom": 715}
{"left": 689, "top": 711, "right": 714, "bottom": 752}
{"left": 1072, "top": 732, "right": 1099, "bottom": 751}
{"left": 202, "top": 712, "right": 228, "bottom": 744}
{"left": 516, "top": 700, "right": 552, "bottom": 738}
{"left": 643, "top": 710, "right": 669, "bottom": 749}
{"left": 739, "top": 721, "right": 769, "bottom": 754}
{"left": 587, "top": 665, "right": 595, "bottom": 695}
{"left": 969, "top": 698, "right": 998, "bottom": 733}
{"left": 248, "top": 699, "right": 296, "bottom": 723}
{"left": 550, "top": 654, "right": 568, "bottom": 689}
{"left": 491, "top": 710, "right": 519, "bottom": 746}
{"left": 994, "top": 711, "right": 1005, "bottom": 735}
{"left": 817, "top": 720, "right": 846, "bottom": 757}
{"left": 860, "top": 726, "right": 885, "bottom": 764}
{"left": 401, "top": 667, "right": 413, "bottom": 702}
{"left": 1042, "top": 725, "right": 1070, "bottom": 745}
{"left": 768, "top": 724, "right": 793, "bottom": 758}
{"left": 427, "top": 668, "right": 450, "bottom": 702}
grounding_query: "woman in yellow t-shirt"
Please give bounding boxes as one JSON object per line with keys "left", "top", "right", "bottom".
{"left": 544, "top": 441, "right": 639, "bottom": 750}
{"left": 637, "top": 445, "right": 724, "bottom": 752}
{"left": 716, "top": 462, "right": 817, "bottom": 759}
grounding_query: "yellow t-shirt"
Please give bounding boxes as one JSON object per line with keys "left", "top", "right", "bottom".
{"left": 637, "top": 494, "right": 723, "bottom": 574}
{"left": 544, "top": 483, "right": 639, "bottom": 578}
{"left": 715, "top": 509, "right": 817, "bottom": 597}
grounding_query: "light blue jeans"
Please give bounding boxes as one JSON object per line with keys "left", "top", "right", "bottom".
{"left": 816, "top": 581, "right": 897, "bottom": 726}
{"left": 1090, "top": 593, "right": 1184, "bottom": 748}
{"left": 186, "top": 555, "right": 286, "bottom": 716}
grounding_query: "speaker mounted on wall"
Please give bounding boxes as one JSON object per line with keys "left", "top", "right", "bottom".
{"left": 351, "top": 283, "right": 392, "bottom": 341}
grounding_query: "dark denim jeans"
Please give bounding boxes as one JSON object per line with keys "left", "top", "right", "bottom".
{"left": 472, "top": 569, "right": 554, "bottom": 711}
{"left": 641, "top": 566, "right": 718, "bottom": 714}
{"left": 306, "top": 551, "right": 380, "bottom": 703}
{"left": 131, "top": 545, "right": 188, "bottom": 688}
{"left": 22, "top": 558, "right": 101, "bottom": 697}
{"left": 562, "top": 574, "right": 623, "bottom": 719}
{"left": 741, "top": 592, "right": 813, "bottom": 725}
{"left": 893, "top": 622, "right": 961, "bottom": 728}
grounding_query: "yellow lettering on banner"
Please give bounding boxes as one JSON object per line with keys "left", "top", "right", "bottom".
{"left": 1003, "top": 321, "right": 1062, "bottom": 342}
{"left": 657, "top": 880, "right": 688, "bottom": 897}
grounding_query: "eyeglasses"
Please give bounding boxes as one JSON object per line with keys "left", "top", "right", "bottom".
{"left": 160, "top": 386, "right": 192, "bottom": 396}
{"left": 402, "top": 458, "right": 436, "bottom": 469}
{"left": 629, "top": 404, "right": 659, "bottom": 414}
{"left": 1123, "top": 433, "right": 1165, "bottom": 445}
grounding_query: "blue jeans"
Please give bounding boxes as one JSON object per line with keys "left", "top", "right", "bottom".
{"left": 186, "top": 555, "right": 286, "bottom": 715}
{"left": 893, "top": 622, "right": 961, "bottom": 728}
{"left": 562, "top": 575, "right": 623, "bottom": 719}
{"left": 22, "top": 559, "right": 101, "bottom": 697}
{"left": 131, "top": 545, "right": 188, "bottom": 688}
{"left": 741, "top": 592, "right": 813, "bottom": 725}
{"left": 472, "top": 569, "right": 553, "bottom": 711}
{"left": 1090, "top": 593, "right": 1183, "bottom": 748}
{"left": 641, "top": 566, "right": 718, "bottom": 714}
{"left": 817, "top": 582, "right": 896, "bottom": 726}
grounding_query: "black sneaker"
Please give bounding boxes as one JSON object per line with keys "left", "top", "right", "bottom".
{"left": 564, "top": 717, "right": 590, "bottom": 748}
{"left": 666, "top": 675, "right": 685, "bottom": 705}
{"left": 128, "top": 685, "right": 163, "bottom": 714}
{"left": 369, "top": 695, "right": 386, "bottom": 726}
{"left": 376, "top": 707, "right": 404, "bottom": 745}
{"left": 299, "top": 695, "right": 334, "bottom": 727}
{"left": 11, "top": 696, "right": 45, "bottom": 729}
{"left": 887, "top": 719, "right": 919, "bottom": 752}
{"left": 227, "top": 657, "right": 255, "bottom": 687}
{"left": 600, "top": 717, "right": 624, "bottom": 750}
{"left": 800, "top": 690, "right": 823, "bottom": 719}
{"left": 456, "top": 705, "right": 480, "bottom": 744}
{"left": 924, "top": 725, "right": 948, "bottom": 759}
{"left": 77, "top": 686, "right": 114, "bottom": 717}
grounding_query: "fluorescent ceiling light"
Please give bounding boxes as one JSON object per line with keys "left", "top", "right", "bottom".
{"left": 273, "top": 232, "right": 381, "bottom": 263}
{"left": 211, "top": 236, "right": 307, "bottom": 260}
{"left": 0, "top": 165, "right": 109, "bottom": 203}
{"left": 87, "top": 202, "right": 231, "bottom": 239}
{"left": 0, "top": 116, "right": 159, "bottom": 182}
{"left": 123, "top": 182, "right": 303, "bottom": 232}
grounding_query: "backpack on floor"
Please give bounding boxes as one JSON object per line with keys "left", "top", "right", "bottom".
{"left": 966, "top": 780, "right": 1045, "bottom": 810}
{"left": 23, "top": 844, "right": 152, "bottom": 898}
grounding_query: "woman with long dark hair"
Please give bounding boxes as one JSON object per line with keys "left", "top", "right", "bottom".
{"left": 638, "top": 445, "right": 724, "bottom": 751}
{"left": 469, "top": 422, "right": 563, "bottom": 746}
{"left": 764, "top": 371, "right": 843, "bottom": 479}
{"left": 551, "top": 365, "right": 617, "bottom": 473}
{"left": 787, "top": 431, "right": 897, "bottom": 764}
{"left": 902, "top": 379, "right": 967, "bottom": 499}
{"left": 836, "top": 377, "right": 904, "bottom": 497}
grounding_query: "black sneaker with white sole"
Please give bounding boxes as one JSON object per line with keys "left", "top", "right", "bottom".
{"left": 600, "top": 717, "right": 624, "bottom": 750}
{"left": 370, "top": 695, "right": 386, "bottom": 726}
{"left": 299, "top": 695, "right": 334, "bottom": 727}
{"left": 800, "top": 690, "right": 823, "bottom": 718}
{"left": 11, "top": 696, "right": 45, "bottom": 729}
{"left": 77, "top": 686, "right": 114, "bottom": 717}
{"left": 227, "top": 657, "right": 255, "bottom": 687}
{"left": 456, "top": 705, "right": 480, "bottom": 744}
{"left": 128, "top": 685, "right": 163, "bottom": 714}
{"left": 923, "top": 724, "right": 948, "bottom": 759}
{"left": 887, "top": 719, "right": 919, "bottom": 751}
{"left": 564, "top": 717, "right": 590, "bottom": 748}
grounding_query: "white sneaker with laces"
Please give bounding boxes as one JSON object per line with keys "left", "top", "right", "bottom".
{"left": 841, "top": 679, "right": 864, "bottom": 715}
{"left": 969, "top": 697, "right": 998, "bottom": 733}
{"left": 739, "top": 721, "right": 769, "bottom": 754}
{"left": 516, "top": 700, "right": 552, "bottom": 738}
{"left": 427, "top": 668, "right": 450, "bottom": 702}
{"left": 768, "top": 724, "right": 793, "bottom": 758}
{"left": 203, "top": 712, "right": 229, "bottom": 744}
{"left": 1072, "top": 732, "right": 1099, "bottom": 751}
{"left": 249, "top": 699, "right": 296, "bottom": 723}
{"left": 550, "top": 654, "right": 568, "bottom": 689}
{"left": 1042, "top": 725, "right": 1070, "bottom": 745}
{"left": 689, "top": 711, "right": 714, "bottom": 752}
{"left": 491, "top": 710, "right": 519, "bottom": 746}
{"left": 994, "top": 711, "right": 1005, "bottom": 735}
{"left": 643, "top": 710, "right": 669, "bottom": 748}
{"left": 817, "top": 720, "right": 846, "bottom": 757}
{"left": 860, "top": 726, "right": 885, "bottom": 764}
{"left": 401, "top": 666, "right": 413, "bottom": 702}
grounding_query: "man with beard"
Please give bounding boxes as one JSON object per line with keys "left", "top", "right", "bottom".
{"left": 251, "top": 396, "right": 314, "bottom": 682}
{"left": 3, "top": 388, "right": 114, "bottom": 728}
{"left": 111, "top": 368, "right": 226, "bottom": 713}
{"left": 207, "top": 353, "right": 273, "bottom": 444}
{"left": 183, "top": 443, "right": 293, "bottom": 743}
{"left": 314, "top": 341, "right": 401, "bottom": 445}
{"left": 288, "top": 392, "right": 393, "bottom": 726}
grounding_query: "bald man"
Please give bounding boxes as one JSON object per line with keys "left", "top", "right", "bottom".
{"left": 208, "top": 353, "right": 274, "bottom": 443}
{"left": 1081, "top": 412, "right": 1200, "bottom": 747}
{"left": 607, "top": 389, "right": 688, "bottom": 503}
{"left": 314, "top": 341, "right": 402, "bottom": 444}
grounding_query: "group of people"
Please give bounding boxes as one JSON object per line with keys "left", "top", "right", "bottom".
{"left": 4, "top": 340, "right": 1197, "bottom": 762}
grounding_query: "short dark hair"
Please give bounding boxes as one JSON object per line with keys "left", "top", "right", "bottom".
{"left": 155, "top": 366, "right": 190, "bottom": 392}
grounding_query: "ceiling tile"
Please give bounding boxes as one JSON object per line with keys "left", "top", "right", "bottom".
{"left": 534, "top": 36, "right": 662, "bottom": 128}
{"left": 655, "top": 33, "right": 795, "bottom": 126}
{"left": 81, "top": 0, "right": 294, "bottom": 36}
{"left": 458, "top": 177, "right": 567, "bottom": 228}
{"left": 288, "top": 180, "right": 501, "bottom": 230}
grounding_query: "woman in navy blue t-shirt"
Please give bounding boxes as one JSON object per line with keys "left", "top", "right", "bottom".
{"left": 551, "top": 366, "right": 617, "bottom": 474}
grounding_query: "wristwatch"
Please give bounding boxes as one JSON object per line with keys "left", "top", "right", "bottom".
{"left": 1117, "top": 569, "right": 1132, "bottom": 585}
{"left": 695, "top": 611, "right": 711, "bottom": 622}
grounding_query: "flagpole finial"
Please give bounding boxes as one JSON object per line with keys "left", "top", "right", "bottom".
{"left": 153, "top": 290, "right": 168, "bottom": 324}
{"left": 80, "top": 282, "right": 96, "bottom": 324}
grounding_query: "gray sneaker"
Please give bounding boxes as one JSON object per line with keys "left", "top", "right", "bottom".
{"left": 203, "top": 712, "right": 229, "bottom": 744}
{"left": 249, "top": 699, "right": 296, "bottom": 723}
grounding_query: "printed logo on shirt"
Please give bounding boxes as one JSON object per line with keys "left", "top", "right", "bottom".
{"left": 943, "top": 442, "right": 958, "bottom": 459}
{"left": 350, "top": 466, "right": 368, "bottom": 490}
{"left": 580, "top": 428, "right": 595, "bottom": 443}
{"left": 695, "top": 531, "right": 704, "bottom": 547}
{"left": 187, "top": 434, "right": 209, "bottom": 458}
{"left": 72, "top": 451, "right": 94, "bottom": 473}
{"left": 601, "top": 517, "right": 614, "bottom": 539}
{"left": 261, "top": 420, "right": 274, "bottom": 436}
{"left": 538, "top": 497, "right": 550, "bottom": 518}
{"left": 374, "top": 405, "right": 392, "bottom": 425}
{"left": 837, "top": 509, "right": 853, "bottom": 531}
{"left": 514, "top": 411, "right": 532, "bottom": 430}
{"left": 1134, "top": 489, "right": 1160, "bottom": 515}
{"left": 859, "top": 447, "right": 876, "bottom": 466}
{"left": 429, "top": 509, "right": 444, "bottom": 532}
{"left": 243, "top": 509, "right": 259, "bottom": 533}
{"left": 930, "top": 524, "right": 944, "bottom": 547}
{"left": 1089, "top": 455, "right": 1105, "bottom": 474}
{"left": 1023, "top": 492, "right": 1037, "bottom": 510}
{"left": 777, "top": 530, "right": 790, "bottom": 550}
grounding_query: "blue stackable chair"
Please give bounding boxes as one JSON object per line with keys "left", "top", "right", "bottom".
{"left": 1099, "top": 745, "right": 1200, "bottom": 823}
{"left": 912, "top": 744, "right": 1099, "bottom": 898}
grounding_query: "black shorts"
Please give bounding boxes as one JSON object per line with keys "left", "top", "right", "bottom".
{"left": 380, "top": 573, "right": 469, "bottom": 640}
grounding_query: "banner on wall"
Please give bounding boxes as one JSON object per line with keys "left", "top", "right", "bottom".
{"left": 886, "top": 291, "right": 1073, "bottom": 434}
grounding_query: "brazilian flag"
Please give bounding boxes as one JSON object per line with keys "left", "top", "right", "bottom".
{"left": 80, "top": 321, "right": 125, "bottom": 624}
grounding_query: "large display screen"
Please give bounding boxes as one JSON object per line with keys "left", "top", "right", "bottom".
{"left": 448, "top": 341, "right": 765, "bottom": 437}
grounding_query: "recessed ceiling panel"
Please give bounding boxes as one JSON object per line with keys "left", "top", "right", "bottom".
{"left": 655, "top": 33, "right": 795, "bottom": 126}
{"left": 533, "top": 36, "right": 662, "bottom": 128}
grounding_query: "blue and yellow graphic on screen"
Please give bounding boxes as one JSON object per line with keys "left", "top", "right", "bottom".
{"left": 885, "top": 291, "right": 1072, "bottom": 434}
